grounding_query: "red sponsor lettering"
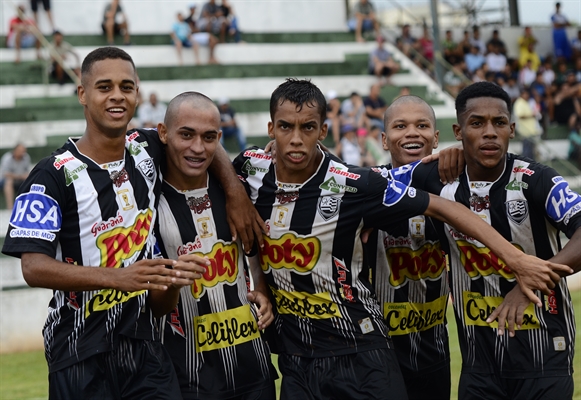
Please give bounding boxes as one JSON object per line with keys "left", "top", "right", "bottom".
{"left": 545, "top": 290, "right": 558, "bottom": 315}
{"left": 259, "top": 233, "right": 320, "bottom": 273}
{"left": 191, "top": 242, "right": 238, "bottom": 298}
{"left": 329, "top": 166, "right": 361, "bottom": 180}
{"left": 456, "top": 240, "right": 515, "bottom": 280}
{"left": 53, "top": 156, "right": 75, "bottom": 170}
{"left": 168, "top": 307, "right": 185, "bottom": 337}
{"left": 177, "top": 237, "right": 203, "bottom": 256}
{"left": 513, "top": 166, "right": 534, "bottom": 176}
{"left": 333, "top": 257, "right": 354, "bottom": 302}
{"left": 128, "top": 132, "right": 139, "bottom": 142}
{"left": 91, "top": 213, "right": 124, "bottom": 237}
{"left": 387, "top": 243, "right": 446, "bottom": 287}
{"left": 244, "top": 150, "right": 272, "bottom": 160}
{"left": 98, "top": 211, "right": 152, "bottom": 268}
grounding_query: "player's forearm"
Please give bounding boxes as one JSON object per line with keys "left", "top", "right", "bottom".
{"left": 248, "top": 255, "right": 269, "bottom": 296}
{"left": 549, "top": 228, "right": 581, "bottom": 275}
{"left": 148, "top": 287, "right": 180, "bottom": 318}
{"left": 209, "top": 144, "right": 246, "bottom": 200}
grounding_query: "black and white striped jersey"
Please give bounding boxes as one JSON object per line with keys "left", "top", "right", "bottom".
{"left": 390, "top": 154, "right": 581, "bottom": 378}
{"left": 155, "top": 175, "right": 275, "bottom": 398}
{"left": 233, "top": 147, "right": 430, "bottom": 358}
{"left": 368, "top": 204, "right": 450, "bottom": 373}
{"left": 2, "top": 129, "right": 164, "bottom": 373}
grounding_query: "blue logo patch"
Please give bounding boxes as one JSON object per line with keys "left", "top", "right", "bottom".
{"left": 10, "top": 192, "right": 62, "bottom": 231}
{"left": 383, "top": 178, "right": 410, "bottom": 206}
{"left": 546, "top": 181, "right": 581, "bottom": 222}
{"left": 389, "top": 161, "right": 419, "bottom": 186}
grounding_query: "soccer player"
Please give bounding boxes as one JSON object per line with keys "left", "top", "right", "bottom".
{"left": 228, "top": 78, "right": 569, "bottom": 399}
{"left": 150, "top": 92, "right": 277, "bottom": 399}
{"left": 388, "top": 81, "right": 580, "bottom": 400}
{"left": 369, "top": 95, "right": 451, "bottom": 400}
{"left": 1, "top": 47, "right": 258, "bottom": 398}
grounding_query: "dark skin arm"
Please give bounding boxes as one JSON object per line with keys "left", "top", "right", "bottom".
{"left": 421, "top": 143, "right": 465, "bottom": 184}
{"left": 209, "top": 144, "right": 267, "bottom": 253}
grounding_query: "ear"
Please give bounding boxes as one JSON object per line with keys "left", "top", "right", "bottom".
{"left": 157, "top": 123, "right": 168, "bottom": 144}
{"left": 509, "top": 122, "right": 516, "bottom": 139}
{"left": 217, "top": 130, "right": 222, "bottom": 142}
{"left": 381, "top": 131, "right": 389, "bottom": 151}
{"left": 452, "top": 123, "right": 463, "bottom": 142}
{"left": 78, "top": 85, "right": 86, "bottom": 106}
{"left": 267, "top": 121, "right": 275, "bottom": 139}
{"left": 433, "top": 129, "right": 440, "bottom": 149}
{"left": 318, "top": 122, "right": 328, "bottom": 141}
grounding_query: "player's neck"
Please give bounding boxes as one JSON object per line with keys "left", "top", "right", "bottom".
{"left": 466, "top": 156, "right": 506, "bottom": 183}
{"left": 77, "top": 128, "right": 127, "bottom": 164}
{"left": 165, "top": 170, "right": 208, "bottom": 192}
{"left": 275, "top": 149, "right": 323, "bottom": 184}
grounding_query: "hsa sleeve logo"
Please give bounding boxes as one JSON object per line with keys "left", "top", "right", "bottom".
{"left": 10, "top": 189, "right": 62, "bottom": 241}
{"left": 546, "top": 180, "right": 581, "bottom": 223}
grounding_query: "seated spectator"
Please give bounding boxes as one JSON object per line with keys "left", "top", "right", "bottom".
{"left": 553, "top": 72, "right": 580, "bottom": 130}
{"left": 514, "top": 90, "right": 542, "bottom": 160}
{"left": 465, "top": 45, "right": 485, "bottom": 74}
{"left": 6, "top": 5, "right": 40, "bottom": 63}
{"left": 102, "top": 0, "right": 130, "bottom": 45}
{"left": 220, "top": 0, "right": 241, "bottom": 43}
{"left": 347, "top": 0, "right": 379, "bottom": 43}
{"left": 444, "top": 62, "right": 467, "bottom": 97}
{"left": 485, "top": 44, "right": 507, "bottom": 73}
{"left": 0, "top": 144, "right": 31, "bottom": 209}
{"left": 396, "top": 24, "right": 418, "bottom": 57}
{"left": 184, "top": 4, "right": 197, "bottom": 31}
{"left": 541, "top": 59, "right": 556, "bottom": 85}
{"left": 458, "top": 30, "right": 472, "bottom": 56}
{"left": 50, "top": 31, "right": 80, "bottom": 85}
{"left": 340, "top": 92, "right": 367, "bottom": 130}
{"left": 340, "top": 125, "right": 362, "bottom": 166}
{"left": 519, "top": 60, "right": 537, "bottom": 87}
{"left": 325, "top": 90, "right": 342, "bottom": 148}
{"left": 138, "top": 92, "right": 167, "bottom": 128}
{"left": 502, "top": 76, "right": 521, "bottom": 103}
{"left": 442, "top": 30, "right": 460, "bottom": 65}
{"left": 519, "top": 42, "right": 540, "bottom": 72}
{"left": 417, "top": 26, "right": 434, "bottom": 62}
{"left": 368, "top": 35, "right": 399, "bottom": 81}
{"left": 198, "top": 0, "right": 227, "bottom": 43}
{"left": 555, "top": 61, "right": 569, "bottom": 84}
{"left": 470, "top": 26, "right": 485, "bottom": 55}
{"left": 30, "top": 0, "right": 55, "bottom": 33}
{"left": 486, "top": 29, "right": 507, "bottom": 55}
{"left": 171, "top": 12, "right": 218, "bottom": 65}
{"left": 364, "top": 83, "right": 387, "bottom": 131}
{"left": 572, "top": 30, "right": 581, "bottom": 62}
{"left": 472, "top": 67, "right": 486, "bottom": 83}
{"left": 518, "top": 26, "right": 538, "bottom": 54}
{"left": 218, "top": 98, "right": 246, "bottom": 152}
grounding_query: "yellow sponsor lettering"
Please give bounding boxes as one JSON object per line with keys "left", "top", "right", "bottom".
{"left": 85, "top": 289, "right": 145, "bottom": 318}
{"left": 383, "top": 296, "right": 447, "bottom": 335}
{"left": 259, "top": 233, "right": 320, "bottom": 274}
{"left": 195, "top": 304, "right": 260, "bottom": 352}
{"left": 271, "top": 287, "right": 342, "bottom": 319}
{"left": 189, "top": 241, "right": 239, "bottom": 299}
{"left": 456, "top": 240, "right": 522, "bottom": 280}
{"left": 462, "top": 291, "right": 539, "bottom": 329}
{"left": 386, "top": 242, "right": 446, "bottom": 287}
{"left": 97, "top": 210, "right": 153, "bottom": 268}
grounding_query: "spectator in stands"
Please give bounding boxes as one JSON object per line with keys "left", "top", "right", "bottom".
{"left": 553, "top": 71, "right": 580, "bottom": 131}
{"left": 30, "top": 0, "right": 55, "bottom": 33}
{"left": 50, "top": 31, "right": 80, "bottom": 85}
{"left": 470, "top": 26, "right": 485, "bottom": 55}
{"left": 102, "top": 0, "right": 131, "bottom": 45}
{"left": 519, "top": 41, "right": 540, "bottom": 72}
{"left": 341, "top": 92, "right": 367, "bottom": 131}
{"left": 514, "top": 90, "right": 542, "bottom": 160}
{"left": 486, "top": 29, "right": 507, "bottom": 55}
{"left": 555, "top": 61, "right": 569, "bottom": 84}
{"left": 198, "top": 0, "right": 228, "bottom": 43}
{"left": 171, "top": 12, "right": 218, "bottom": 65}
{"left": 417, "top": 26, "right": 434, "bottom": 63}
{"left": 138, "top": 92, "right": 167, "bottom": 129}
{"left": 184, "top": 4, "right": 197, "bottom": 31}
{"left": 347, "top": 0, "right": 380, "bottom": 43}
{"left": 442, "top": 30, "right": 460, "bottom": 65}
{"left": 486, "top": 44, "right": 507, "bottom": 74}
{"left": 458, "top": 30, "right": 472, "bottom": 56}
{"left": 502, "top": 76, "right": 521, "bottom": 103}
{"left": 218, "top": 97, "right": 246, "bottom": 152}
{"left": 7, "top": 5, "right": 40, "bottom": 64}
{"left": 518, "top": 26, "right": 537, "bottom": 52}
{"left": 572, "top": 30, "right": 581, "bottom": 62}
{"left": 541, "top": 59, "right": 556, "bottom": 85}
{"left": 339, "top": 124, "right": 362, "bottom": 166}
{"left": 325, "top": 90, "right": 342, "bottom": 148}
{"left": 519, "top": 60, "right": 536, "bottom": 87}
{"left": 369, "top": 35, "right": 399, "bottom": 82}
{"left": 465, "top": 45, "right": 485, "bottom": 75}
{"left": 396, "top": 24, "right": 418, "bottom": 57}
{"left": 362, "top": 125, "right": 389, "bottom": 166}
{"left": 472, "top": 66, "right": 486, "bottom": 83}
{"left": 364, "top": 83, "right": 387, "bottom": 131}
{"left": 569, "top": 129, "right": 581, "bottom": 168}
{"left": 551, "top": 2, "right": 572, "bottom": 61}
{"left": 0, "top": 144, "right": 31, "bottom": 210}
{"left": 220, "top": 0, "right": 241, "bottom": 43}
{"left": 444, "top": 62, "right": 468, "bottom": 97}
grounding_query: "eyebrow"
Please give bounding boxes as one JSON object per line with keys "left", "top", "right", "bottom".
{"left": 94, "top": 79, "right": 135, "bottom": 85}
{"left": 178, "top": 126, "right": 219, "bottom": 134}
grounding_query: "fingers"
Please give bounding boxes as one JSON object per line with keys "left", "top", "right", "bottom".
{"left": 420, "top": 153, "right": 438, "bottom": 164}
{"left": 522, "top": 287, "right": 542, "bottom": 308}
{"left": 361, "top": 228, "right": 374, "bottom": 244}
{"left": 248, "top": 291, "right": 274, "bottom": 330}
{"left": 506, "top": 305, "right": 516, "bottom": 337}
{"left": 550, "top": 262, "right": 573, "bottom": 275}
{"left": 264, "top": 140, "right": 274, "bottom": 153}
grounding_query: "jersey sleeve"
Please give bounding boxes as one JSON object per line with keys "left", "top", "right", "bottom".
{"left": 2, "top": 157, "right": 66, "bottom": 259}
{"left": 387, "top": 159, "right": 442, "bottom": 194}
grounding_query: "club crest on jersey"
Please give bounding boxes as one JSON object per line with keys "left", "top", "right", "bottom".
{"left": 9, "top": 189, "right": 61, "bottom": 241}
{"left": 319, "top": 177, "right": 357, "bottom": 194}
{"left": 273, "top": 206, "right": 289, "bottom": 227}
{"left": 241, "top": 159, "right": 269, "bottom": 176}
{"left": 275, "top": 189, "right": 299, "bottom": 205}
{"left": 117, "top": 189, "right": 134, "bottom": 211}
{"left": 469, "top": 193, "right": 490, "bottom": 212}
{"left": 187, "top": 194, "right": 211, "bottom": 214}
{"left": 110, "top": 168, "right": 129, "bottom": 187}
{"left": 189, "top": 241, "right": 239, "bottom": 299}
{"left": 505, "top": 178, "right": 528, "bottom": 191}
{"left": 506, "top": 200, "right": 528, "bottom": 225}
{"left": 137, "top": 158, "right": 156, "bottom": 183}
{"left": 317, "top": 195, "right": 340, "bottom": 221}
{"left": 196, "top": 216, "right": 213, "bottom": 238}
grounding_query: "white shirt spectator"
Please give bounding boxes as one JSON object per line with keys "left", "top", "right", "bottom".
{"left": 138, "top": 93, "right": 167, "bottom": 128}
{"left": 485, "top": 53, "right": 507, "bottom": 72}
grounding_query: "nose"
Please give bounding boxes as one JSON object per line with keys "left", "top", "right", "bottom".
{"left": 483, "top": 120, "right": 498, "bottom": 138}
{"left": 289, "top": 127, "right": 303, "bottom": 146}
{"left": 189, "top": 136, "right": 204, "bottom": 153}
{"left": 109, "top": 85, "right": 125, "bottom": 102}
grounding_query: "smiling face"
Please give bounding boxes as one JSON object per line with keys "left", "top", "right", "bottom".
{"left": 268, "top": 100, "right": 327, "bottom": 183}
{"left": 78, "top": 58, "right": 138, "bottom": 139}
{"left": 453, "top": 96, "right": 515, "bottom": 181}
{"left": 158, "top": 101, "right": 222, "bottom": 190}
{"left": 383, "top": 101, "right": 439, "bottom": 167}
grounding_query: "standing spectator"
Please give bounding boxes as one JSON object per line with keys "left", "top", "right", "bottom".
{"left": 418, "top": 26, "right": 434, "bottom": 62}
{"left": 442, "top": 30, "right": 460, "bottom": 65}
{"left": 396, "top": 24, "right": 418, "bottom": 57}
{"left": 551, "top": 2, "right": 572, "bottom": 61}
{"left": 218, "top": 97, "right": 246, "bottom": 152}
{"left": 138, "top": 92, "right": 167, "bottom": 128}
{"left": 486, "top": 29, "right": 507, "bottom": 55}
{"left": 458, "top": 30, "right": 472, "bottom": 56}
{"left": 50, "top": 31, "right": 80, "bottom": 85}
{"left": 347, "top": 0, "right": 380, "bottom": 43}
{"left": 198, "top": 0, "right": 227, "bottom": 43}
{"left": 519, "top": 41, "right": 540, "bottom": 72}
{"left": 171, "top": 12, "right": 218, "bottom": 65}
{"left": 465, "top": 45, "right": 485, "bottom": 75}
{"left": 553, "top": 71, "right": 580, "bottom": 131}
{"left": 30, "top": 0, "right": 54, "bottom": 33}
{"left": 0, "top": 144, "right": 30, "bottom": 210}
{"left": 341, "top": 92, "right": 367, "bottom": 130}
{"left": 102, "top": 0, "right": 130, "bottom": 45}
{"left": 6, "top": 5, "right": 40, "bottom": 64}
{"left": 364, "top": 83, "right": 387, "bottom": 131}
{"left": 514, "top": 90, "right": 542, "bottom": 160}
{"left": 470, "top": 26, "right": 485, "bottom": 55}
{"left": 485, "top": 44, "right": 507, "bottom": 73}
{"left": 368, "top": 35, "right": 399, "bottom": 81}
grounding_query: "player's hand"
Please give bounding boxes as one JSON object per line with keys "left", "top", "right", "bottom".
{"left": 226, "top": 186, "right": 268, "bottom": 254}
{"left": 116, "top": 258, "right": 181, "bottom": 292}
{"left": 169, "top": 254, "right": 210, "bottom": 289}
{"left": 264, "top": 140, "right": 277, "bottom": 165}
{"left": 247, "top": 290, "right": 273, "bottom": 330}
{"left": 486, "top": 286, "right": 531, "bottom": 337}
{"left": 360, "top": 227, "right": 374, "bottom": 244}
{"left": 421, "top": 143, "right": 465, "bottom": 184}
{"left": 509, "top": 254, "right": 571, "bottom": 307}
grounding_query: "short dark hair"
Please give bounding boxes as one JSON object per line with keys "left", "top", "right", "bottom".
{"left": 455, "top": 82, "right": 511, "bottom": 118}
{"left": 81, "top": 47, "right": 135, "bottom": 83}
{"left": 269, "top": 78, "right": 326, "bottom": 124}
